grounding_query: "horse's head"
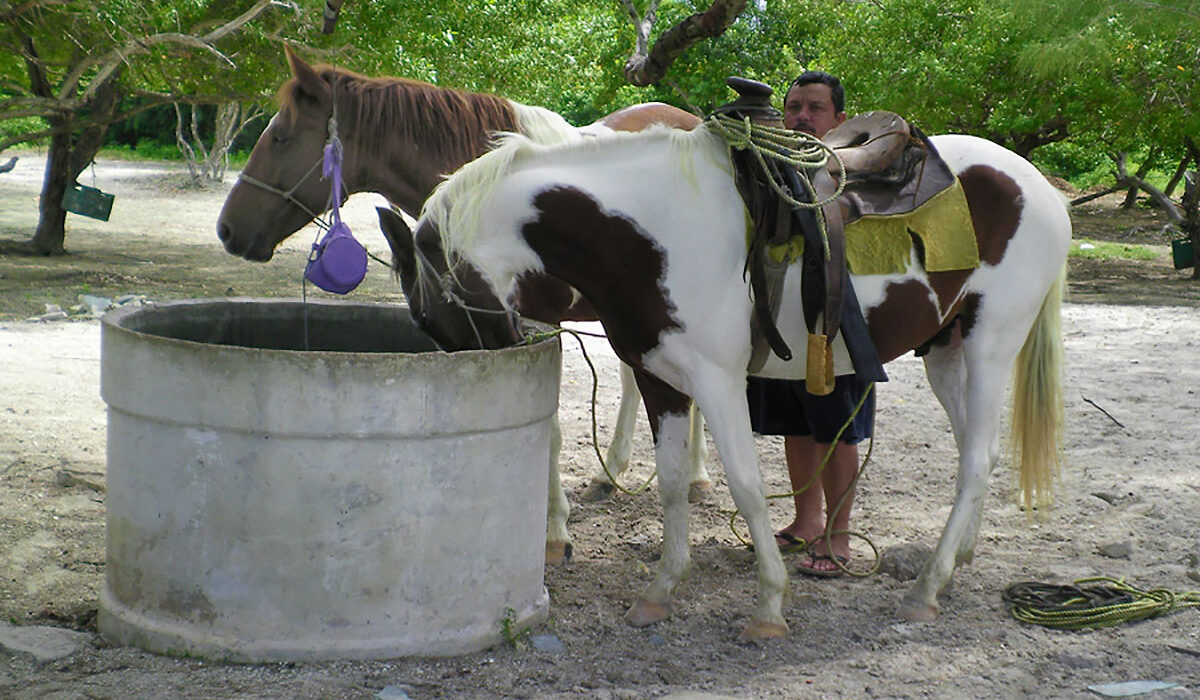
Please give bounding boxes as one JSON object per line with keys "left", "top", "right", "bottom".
{"left": 376, "top": 207, "right": 522, "bottom": 350}
{"left": 217, "top": 47, "right": 341, "bottom": 261}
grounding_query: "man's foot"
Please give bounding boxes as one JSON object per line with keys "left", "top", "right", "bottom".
{"left": 797, "top": 553, "right": 849, "bottom": 578}
{"left": 747, "top": 531, "right": 809, "bottom": 554}
{"left": 774, "top": 531, "right": 809, "bottom": 554}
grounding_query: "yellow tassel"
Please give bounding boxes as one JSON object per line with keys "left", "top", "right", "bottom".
{"left": 806, "top": 334, "right": 834, "bottom": 396}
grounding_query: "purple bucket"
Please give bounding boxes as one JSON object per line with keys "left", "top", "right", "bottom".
{"left": 305, "top": 222, "right": 367, "bottom": 294}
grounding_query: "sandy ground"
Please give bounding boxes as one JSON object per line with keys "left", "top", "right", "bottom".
{"left": 1, "top": 153, "right": 1199, "bottom": 698}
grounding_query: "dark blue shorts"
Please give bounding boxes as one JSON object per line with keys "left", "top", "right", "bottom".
{"left": 746, "top": 375, "right": 876, "bottom": 444}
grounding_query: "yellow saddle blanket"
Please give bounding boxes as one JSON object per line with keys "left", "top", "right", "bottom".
{"left": 767, "top": 177, "right": 979, "bottom": 275}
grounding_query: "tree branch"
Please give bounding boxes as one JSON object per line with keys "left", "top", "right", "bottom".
{"left": 1112, "top": 151, "right": 1183, "bottom": 222}
{"left": 61, "top": 0, "right": 297, "bottom": 103}
{"left": 321, "top": 0, "right": 346, "bottom": 34}
{"left": 0, "top": 0, "right": 69, "bottom": 23}
{"left": 623, "top": 0, "right": 746, "bottom": 87}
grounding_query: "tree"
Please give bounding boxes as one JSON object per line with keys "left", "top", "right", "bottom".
{"left": 0, "top": 1, "right": 304, "bottom": 254}
{"left": 173, "top": 101, "right": 265, "bottom": 183}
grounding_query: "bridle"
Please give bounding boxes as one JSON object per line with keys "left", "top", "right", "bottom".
{"left": 236, "top": 87, "right": 343, "bottom": 232}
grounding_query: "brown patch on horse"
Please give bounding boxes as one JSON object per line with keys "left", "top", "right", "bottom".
{"left": 276, "top": 66, "right": 520, "bottom": 170}
{"left": 866, "top": 280, "right": 945, "bottom": 363}
{"left": 597, "top": 103, "right": 702, "bottom": 133}
{"left": 958, "top": 164, "right": 1023, "bottom": 267}
{"left": 632, "top": 369, "right": 693, "bottom": 439}
{"left": 513, "top": 275, "right": 577, "bottom": 324}
{"left": 870, "top": 166, "right": 1022, "bottom": 360}
{"left": 520, "top": 186, "right": 682, "bottom": 366}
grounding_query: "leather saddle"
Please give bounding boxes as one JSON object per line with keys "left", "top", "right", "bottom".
{"left": 714, "top": 77, "right": 956, "bottom": 390}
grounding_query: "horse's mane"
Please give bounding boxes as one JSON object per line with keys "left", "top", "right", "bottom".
{"left": 422, "top": 125, "right": 720, "bottom": 273}
{"left": 276, "top": 64, "right": 576, "bottom": 166}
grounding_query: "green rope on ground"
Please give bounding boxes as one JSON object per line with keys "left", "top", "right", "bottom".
{"left": 556, "top": 327, "right": 657, "bottom": 496}
{"left": 1002, "top": 577, "right": 1200, "bottom": 630}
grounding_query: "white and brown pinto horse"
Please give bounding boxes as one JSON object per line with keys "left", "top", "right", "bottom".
{"left": 214, "top": 49, "right": 708, "bottom": 563}
{"left": 377, "top": 125, "right": 1069, "bottom": 639}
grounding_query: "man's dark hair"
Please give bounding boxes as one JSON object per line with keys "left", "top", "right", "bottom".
{"left": 789, "top": 71, "right": 845, "bottom": 113}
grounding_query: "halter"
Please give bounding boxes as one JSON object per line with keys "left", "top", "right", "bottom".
{"left": 408, "top": 240, "right": 521, "bottom": 350}
{"left": 236, "top": 85, "right": 344, "bottom": 232}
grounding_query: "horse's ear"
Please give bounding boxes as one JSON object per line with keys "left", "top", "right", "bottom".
{"left": 285, "top": 44, "right": 329, "bottom": 103}
{"left": 376, "top": 207, "right": 417, "bottom": 279}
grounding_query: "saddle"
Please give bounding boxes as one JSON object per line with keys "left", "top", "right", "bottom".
{"left": 714, "top": 78, "right": 958, "bottom": 393}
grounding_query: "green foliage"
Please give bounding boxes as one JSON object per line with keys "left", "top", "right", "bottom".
{"left": 1031, "top": 141, "right": 1112, "bottom": 188}
{"left": 0, "top": 117, "right": 46, "bottom": 146}
{"left": 498, "top": 607, "right": 530, "bottom": 649}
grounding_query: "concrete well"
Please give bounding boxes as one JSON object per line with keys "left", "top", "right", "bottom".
{"left": 97, "top": 298, "right": 559, "bottom": 661}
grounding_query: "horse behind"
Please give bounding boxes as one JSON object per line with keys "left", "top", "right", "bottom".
{"left": 377, "top": 124, "right": 1070, "bottom": 639}
{"left": 214, "top": 47, "right": 708, "bottom": 563}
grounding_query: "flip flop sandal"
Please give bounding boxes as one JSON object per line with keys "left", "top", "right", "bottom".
{"left": 775, "top": 531, "right": 809, "bottom": 554}
{"left": 747, "top": 531, "right": 810, "bottom": 554}
{"left": 796, "top": 553, "right": 849, "bottom": 578}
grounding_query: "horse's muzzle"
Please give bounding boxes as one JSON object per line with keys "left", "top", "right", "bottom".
{"left": 217, "top": 221, "right": 275, "bottom": 262}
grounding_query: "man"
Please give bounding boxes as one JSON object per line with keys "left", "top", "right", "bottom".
{"left": 746, "top": 70, "right": 875, "bottom": 578}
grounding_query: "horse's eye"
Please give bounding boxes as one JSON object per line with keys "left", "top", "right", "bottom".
{"left": 271, "top": 132, "right": 289, "bottom": 145}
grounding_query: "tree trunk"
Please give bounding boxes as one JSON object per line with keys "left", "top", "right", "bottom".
{"left": 30, "top": 124, "right": 72, "bottom": 255}
{"left": 27, "top": 73, "right": 121, "bottom": 255}
{"left": 1111, "top": 152, "right": 1182, "bottom": 222}
{"left": 1164, "top": 152, "right": 1191, "bottom": 197}
{"left": 175, "top": 102, "right": 262, "bottom": 183}
{"left": 1183, "top": 137, "right": 1200, "bottom": 280}
{"left": 1121, "top": 146, "right": 1159, "bottom": 209}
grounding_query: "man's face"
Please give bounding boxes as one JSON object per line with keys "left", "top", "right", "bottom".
{"left": 783, "top": 82, "right": 846, "bottom": 138}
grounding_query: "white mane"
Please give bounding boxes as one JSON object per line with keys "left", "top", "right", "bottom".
{"left": 421, "top": 124, "right": 723, "bottom": 267}
{"left": 510, "top": 101, "right": 581, "bottom": 146}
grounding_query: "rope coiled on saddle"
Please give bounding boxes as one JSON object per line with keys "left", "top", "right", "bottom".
{"left": 1002, "top": 577, "right": 1200, "bottom": 630}
{"left": 705, "top": 113, "right": 846, "bottom": 261}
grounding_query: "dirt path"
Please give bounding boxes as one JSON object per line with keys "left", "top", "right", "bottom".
{"left": 1, "top": 153, "right": 1198, "bottom": 698}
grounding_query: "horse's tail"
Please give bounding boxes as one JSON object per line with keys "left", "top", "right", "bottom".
{"left": 1010, "top": 263, "right": 1067, "bottom": 511}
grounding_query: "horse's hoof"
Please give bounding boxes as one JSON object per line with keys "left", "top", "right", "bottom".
{"left": 897, "top": 598, "right": 939, "bottom": 622}
{"left": 625, "top": 598, "right": 670, "bottom": 627}
{"left": 687, "top": 480, "right": 712, "bottom": 504}
{"left": 545, "top": 540, "right": 573, "bottom": 565}
{"left": 738, "top": 619, "right": 789, "bottom": 641}
{"left": 579, "top": 479, "right": 616, "bottom": 502}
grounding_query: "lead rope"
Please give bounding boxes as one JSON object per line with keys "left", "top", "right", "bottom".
{"left": 729, "top": 381, "right": 881, "bottom": 577}
{"left": 301, "top": 99, "right": 341, "bottom": 351}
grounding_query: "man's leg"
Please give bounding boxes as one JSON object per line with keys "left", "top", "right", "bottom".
{"left": 777, "top": 435, "right": 826, "bottom": 548}
{"left": 798, "top": 439, "right": 858, "bottom": 574}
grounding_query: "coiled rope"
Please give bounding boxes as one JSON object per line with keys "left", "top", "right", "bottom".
{"left": 704, "top": 113, "right": 846, "bottom": 261}
{"left": 1003, "top": 577, "right": 1200, "bottom": 629}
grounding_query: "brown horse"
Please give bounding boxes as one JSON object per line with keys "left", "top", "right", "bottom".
{"left": 216, "top": 48, "right": 707, "bottom": 563}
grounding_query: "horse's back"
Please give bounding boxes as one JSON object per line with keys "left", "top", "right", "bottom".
{"left": 931, "top": 134, "right": 1071, "bottom": 266}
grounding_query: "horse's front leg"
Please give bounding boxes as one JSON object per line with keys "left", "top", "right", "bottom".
{"left": 623, "top": 371, "right": 694, "bottom": 628}
{"left": 545, "top": 414, "right": 572, "bottom": 564}
{"left": 689, "top": 370, "right": 789, "bottom": 640}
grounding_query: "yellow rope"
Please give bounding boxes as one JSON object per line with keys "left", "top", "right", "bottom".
{"left": 705, "top": 114, "right": 846, "bottom": 262}
{"left": 729, "top": 382, "right": 881, "bottom": 577}
{"left": 1003, "top": 577, "right": 1200, "bottom": 630}
{"left": 551, "top": 327, "right": 657, "bottom": 496}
